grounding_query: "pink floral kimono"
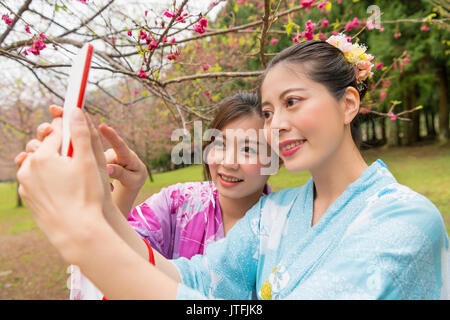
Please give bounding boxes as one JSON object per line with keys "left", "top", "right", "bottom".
{"left": 69, "top": 181, "right": 270, "bottom": 300}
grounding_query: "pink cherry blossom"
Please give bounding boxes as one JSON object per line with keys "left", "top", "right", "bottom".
{"left": 344, "top": 17, "right": 360, "bottom": 31}
{"left": 202, "top": 64, "right": 211, "bottom": 71}
{"left": 139, "top": 30, "right": 148, "bottom": 40}
{"left": 320, "top": 19, "right": 329, "bottom": 28}
{"left": 1, "top": 14, "right": 13, "bottom": 26}
{"left": 147, "top": 39, "right": 158, "bottom": 50}
{"left": 305, "top": 20, "right": 316, "bottom": 32}
{"left": 303, "top": 30, "right": 315, "bottom": 41}
{"left": 24, "top": 24, "right": 31, "bottom": 34}
{"left": 420, "top": 25, "right": 429, "bottom": 31}
{"left": 163, "top": 11, "right": 174, "bottom": 18}
{"left": 27, "top": 38, "right": 46, "bottom": 55}
{"left": 300, "top": 0, "right": 315, "bottom": 8}
{"left": 199, "top": 18, "right": 208, "bottom": 28}
{"left": 317, "top": 1, "right": 328, "bottom": 9}
{"left": 380, "top": 90, "right": 387, "bottom": 101}
{"left": 127, "top": 30, "right": 132, "bottom": 37}
{"left": 375, "top": 63, "right": 383, "bottom": 69}
{"left": 394, "top": 32, "right": 402, "bottom": 38}
{"left": 389, "top": 112, "right": 397, "bottom": 120}
{"left": 137, "top": 68, "right": 148, "bottom": 79}
{"left": 270, "top": 38, "right": 278, "bottom": 45}
{"left": 193, "top": 24, "right": 206, "bottom": 34}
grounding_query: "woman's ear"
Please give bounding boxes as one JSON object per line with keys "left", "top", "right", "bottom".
{"left": 341, "top": 87, "right": 360, "bottom": 125}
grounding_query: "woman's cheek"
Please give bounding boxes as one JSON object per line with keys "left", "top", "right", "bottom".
{"left": 240, "top": 163, "right": 264, "bottom": 178}
{"left": 206, "top": 151, "right": 219, "bottom": 176}
{"left": 294, "top": 105, "right": 320, "bottom": 135}
{"left": 206, "top": 147, "right": 222, "bottom": 165}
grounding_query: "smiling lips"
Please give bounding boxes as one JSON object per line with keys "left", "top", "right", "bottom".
{"left": 218, "top": 172, "right": 243, "bottom": 187}
{"left": 279, "top": 139, "right": 307, "bottom": 157}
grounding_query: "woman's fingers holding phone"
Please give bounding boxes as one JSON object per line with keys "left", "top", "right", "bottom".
{"left": 26, "top": 139, "right": 41, "bottom": 153}
{"left": 14, "top": 152, "right": 28, "bottom": 168}
{"left": 49, "top": 105, "right": 63, "bottom": 118}
{"left": 14, "top": 139, "right": 41, "bottom": 168}
{"left": 37, "top": 122, "right": 53, "bottom": 141}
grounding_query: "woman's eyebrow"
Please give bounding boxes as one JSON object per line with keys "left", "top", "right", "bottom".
{"left": 261, "top": 87, "right": 306, "bottom": 107}
{"left": 279, "top": 87, "right": 306, "bottom": 99}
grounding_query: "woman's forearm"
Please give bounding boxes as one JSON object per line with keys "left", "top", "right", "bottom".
{"left": 75, "top": 218, "right": 179, "bottom": 299}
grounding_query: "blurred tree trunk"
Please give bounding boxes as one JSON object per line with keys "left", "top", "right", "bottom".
{"left": 425, "top": 107, "right": 431, "bottom": 137}
{"left": 437, "top": 66, "right": 449, "bottom": 143}
{"left": 145, "top": 163, "right": 154, "bottom": 183}
{"left": 405, "top": 87, "right": 420, "bottom": 145}
{"left": 380, "top": 116, "right": 387, "bottom": 144}
{"left": 388, "top": 119, "right": 400, "bottom": 147}
{"left": 425, "top": 106, "right": 437, "bottom": 137}
{"left": 143, "top": 140, "right": 154, "bottom": 183}
{"left": 16, "top": 182, "right": 23, "bottom": 207}
{"left": 370, "top": 117, "right": 377, "bottom": 142}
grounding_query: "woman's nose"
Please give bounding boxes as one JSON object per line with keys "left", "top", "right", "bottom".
{"left": 221, "top": 145, "right": 239, "bottom": 170}
{"left": 270, "top": 109, "right": 290, "bottom": 132}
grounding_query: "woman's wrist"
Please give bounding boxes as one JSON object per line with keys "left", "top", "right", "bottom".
{"left": 58, "top": 206, "right": 108, "bottom": 265}
{"left": 111, "top": 182, "right": 141, "bottom": 218}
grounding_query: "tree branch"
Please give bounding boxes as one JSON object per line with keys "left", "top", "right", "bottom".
{"left": 0, "top": 0, "right": 33, "bottom": 45}
{"left": 161, "top": 71, "right": 263, "bottom": 86}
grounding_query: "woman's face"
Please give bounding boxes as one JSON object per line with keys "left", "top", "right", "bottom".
{"left": 260, "top": 63, "right": 352, "bottom": 173}
{"left": 206, "top": 114, "right": 270, "bottom": 200}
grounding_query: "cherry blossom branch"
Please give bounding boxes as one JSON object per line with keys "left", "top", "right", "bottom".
{"left": 0, "top": 0, "right": 33, "bottom": 45}
{"left": 160, "top": 71, "right": 263, "bottom": 86}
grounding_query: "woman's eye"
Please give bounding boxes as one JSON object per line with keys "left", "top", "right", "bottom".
{"left": 262, "top": 111, "right": 272, "bottom": 119}
{"left": 242, "top": 146, "right": 257, "bottom": 154}
{"left": 286, "top": 97, "right": 301, "bottom": 107}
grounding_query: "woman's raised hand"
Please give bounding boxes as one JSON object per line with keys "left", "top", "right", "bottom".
{"left": 16, "top": 108, "right": 108, "bottom": 264}
{"left": 15, "top": 105, "right": 148, "bottom": 193}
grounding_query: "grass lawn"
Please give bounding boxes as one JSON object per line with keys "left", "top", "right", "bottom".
{"left": 0, "top": 143, "right": 448, "bottom": 299}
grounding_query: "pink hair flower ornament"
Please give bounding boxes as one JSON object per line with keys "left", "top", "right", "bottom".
{"left": 326, "top": 33, "right": 374, "bottom": 83}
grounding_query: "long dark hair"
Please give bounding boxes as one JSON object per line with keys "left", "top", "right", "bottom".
{"left": 258, "top": 40, "right": 368, "bottom": 148}
{"left": 203, "top": 91, "right": 261, "bottom": 180}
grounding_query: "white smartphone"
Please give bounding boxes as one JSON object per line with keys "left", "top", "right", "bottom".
{"left": 61, "top": 43, "right": 94, "bottom": 157}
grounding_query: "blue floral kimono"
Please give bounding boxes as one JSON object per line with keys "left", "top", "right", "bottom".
{"left": 171, "top": 160, "right": 450, "bottom": 300}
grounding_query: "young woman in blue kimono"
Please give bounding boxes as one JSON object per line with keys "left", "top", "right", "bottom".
{"left": 16, "top": 36, "right": 449, "bottom": 299}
